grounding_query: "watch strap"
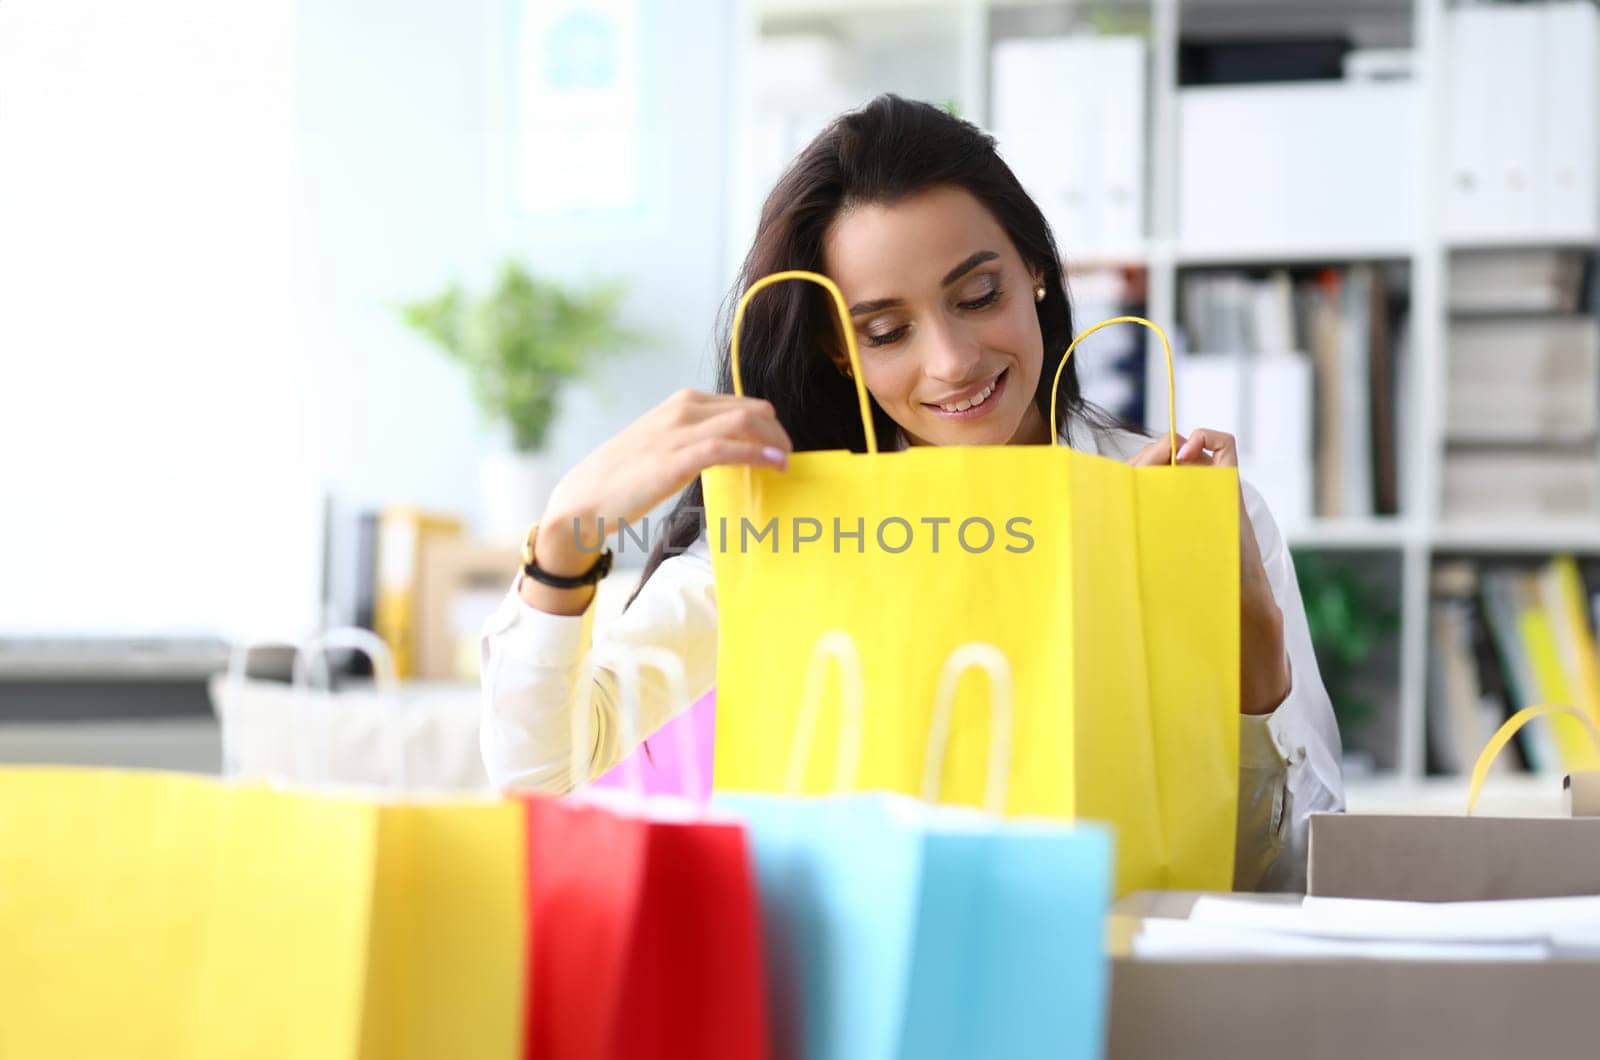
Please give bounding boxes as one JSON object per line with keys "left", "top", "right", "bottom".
{"left": 521, "top": 523, "right": 612, "bottom": 589}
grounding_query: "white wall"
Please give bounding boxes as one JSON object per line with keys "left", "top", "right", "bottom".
{"left": 291, "top": 0, "right": 499, "bottom": 628}
{"left": 0, "top": 1, "right": 309, "bottom": 637}
{"left": 1, "top": 0, "right": 740, "bottom": 638}
{"left": 488, "top": 0, "right": 741, "bottom": 511}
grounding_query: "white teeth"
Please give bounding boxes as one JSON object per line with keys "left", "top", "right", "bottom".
{"left": 939, "top": 379, "right": 996, "bottom": 413}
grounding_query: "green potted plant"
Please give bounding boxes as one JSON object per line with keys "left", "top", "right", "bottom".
{"left": 401, "top": 260, "right": 638, "bottom": 542}
{"left": 1292, "top": 549, "right": 1401, "bottom": 767}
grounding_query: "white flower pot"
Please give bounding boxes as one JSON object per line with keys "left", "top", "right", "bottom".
{"left": 478, "top": 450, "right": 558, "bottom": 546}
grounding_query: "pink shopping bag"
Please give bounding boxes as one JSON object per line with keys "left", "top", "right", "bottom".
{"left": 592, "top": 689, "right": 715, "bottom": 800}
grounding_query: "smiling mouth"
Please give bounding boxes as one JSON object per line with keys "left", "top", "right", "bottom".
{"left": 925, "top": 368, "right": 1007, "bottom": 414}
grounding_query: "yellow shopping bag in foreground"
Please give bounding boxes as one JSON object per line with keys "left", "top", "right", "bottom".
{"left": 704, "top": 272, "right": 1240, "bottom": 895}
{"left": 0, "top": 767, "right": 524, "bottom": 1060}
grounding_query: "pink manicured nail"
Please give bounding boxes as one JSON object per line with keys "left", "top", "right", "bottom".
{"left": 763, "top": 447, "right": 787, "bottom": 468}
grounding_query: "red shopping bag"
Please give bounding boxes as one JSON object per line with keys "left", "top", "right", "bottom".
{"left": 522, "top": 793, "right": 771, "bottom": 1060}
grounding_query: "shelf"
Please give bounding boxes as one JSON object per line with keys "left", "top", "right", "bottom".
{"left": 1282, "top": 518, "right": 1413, "bottom": 551}
{"left": 1064, "top": 244, "right": 1151, "bottom": 269}
{"left": 1173, "top": 242, "right": 1415, "bottom": 267}
{"left": 1446, "top": 234, "right": 1600, "bottom": 253}
{"left": 730, "top": 0, "right": 1600, "bottom": 852}
{"left": 1345, "top": 773, "right": 1568, "bottom": 817}
{"left": 0, "top": 636, "right": 230, "bottom": 681}
{"left": 756, "top": 0, "right": 962, "bottom": 18}
{"left": 0, "top": 718, "right": 221, "bottom": 774}
{"left": 1430, "top": 521, "right": 1600, "bottom": 556}
{"left": 757, "top": 0, "right": 1145, "bottom": 15}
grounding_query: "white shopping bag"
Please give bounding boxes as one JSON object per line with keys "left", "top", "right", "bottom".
{"left": 208, "top": 628, "right": 490, "bottom": 793}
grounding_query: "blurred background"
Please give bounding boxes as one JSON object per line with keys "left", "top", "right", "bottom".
{"left": 3, "top": 0, "right": 1599, "bottom": 809}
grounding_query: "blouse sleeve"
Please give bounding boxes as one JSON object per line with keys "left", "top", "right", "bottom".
{"left": 477, "top": 536, "right": 719, "bottom": 792}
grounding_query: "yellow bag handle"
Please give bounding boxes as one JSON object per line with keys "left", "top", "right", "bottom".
{"left": 733, "top": 276, "right": 1180, "bottom": 462}
{"left": 919, "top": 642, "right": 1015, "bottom": 815}
{"left": 1050, "top": 315, "right": 1180, "bottom": 466}
{"left": 731, "top": 269, "right": 879, "bottom": 454}
{"left": 1467, "top": 704, "right": 1600, "bottom": 815}
{"left": 784, "top": 630, "right": 868, "bottom": 794}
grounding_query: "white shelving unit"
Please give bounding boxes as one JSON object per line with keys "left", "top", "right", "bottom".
{"left": 734, "top": 0, "right": 1600, "bottom": 798}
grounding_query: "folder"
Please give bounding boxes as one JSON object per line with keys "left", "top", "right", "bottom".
{"left": 992, "top": 35, "right": 1147, "bottom": 254}
{"left": 373, "top": 507, "right": 462, "bottom": 680}
{"left": 1450, "top": 6, "right": 1543, "bottom": 239}
{"left": 1540, "top": 2, "right": 1600, "bottom": 239}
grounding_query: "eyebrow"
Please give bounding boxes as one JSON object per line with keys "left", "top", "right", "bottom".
{"left": 847, "top": 250, "right": 1001, "bottom": 316}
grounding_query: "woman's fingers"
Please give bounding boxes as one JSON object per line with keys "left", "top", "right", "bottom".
{"left": 1126, "top": 433, "right": 1187, "bottom": 467}
{"left": 1126, "top": 429, "right": 1239, "bottom": 468}
{"left": 691, "top": 402, "right": 794, "bottom": 454}
{"left": 1178, "top": 428, "right": 1238, "bottom": 468}
{"left": 673, "top": 436, "right": 788, "bottom": 479}
{"left": 1126, "top": 435, "right": 1190, "bottom": 467}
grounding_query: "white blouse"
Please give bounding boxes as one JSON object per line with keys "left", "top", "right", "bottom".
{"left": 479, "top": 424, "right": 1345, "bottom": 891}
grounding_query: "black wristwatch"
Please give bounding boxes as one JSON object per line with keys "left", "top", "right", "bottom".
{"left": 521, "top": 522, "right": 613, "bottom": 589}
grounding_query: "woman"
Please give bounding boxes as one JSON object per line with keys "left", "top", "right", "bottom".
{"left": 480, "top": 95, "right": 1343, "bottom": 891}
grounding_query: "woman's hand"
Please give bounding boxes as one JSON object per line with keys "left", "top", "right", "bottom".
{"left": 1127, "top": 428, "right": 1291, "bottom": 716}
{"left": 523, "top": 390, "right": 792, "bottom": 615}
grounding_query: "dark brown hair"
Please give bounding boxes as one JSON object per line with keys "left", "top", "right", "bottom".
{"left": 628, "top": 93, "right": 1111, "bottom": 606}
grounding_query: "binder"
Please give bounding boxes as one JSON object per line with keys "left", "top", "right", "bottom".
{"left": 1443, "top": 4, "right": 1596, "bottom": 241}
{"left": 1479, "top": 571, "right": 1562, "bottom": 773}
{"left": 1538, "top": 556, "right": 1600, "bottom": 761}
{"left": 373, "top": 507, "right": 462, "bottom": 680}
{"left": 992, "top": 39, "right": 1085, "bottom": 248}
{"left": 1541, "top": 2, "right": 1600, "bottom": 239}
{"left": 1337, "top": 266, "right": 1374, "bottom": 519}
{"left": 991, "top": 35, "right": 1147, "bottom": 254}
{"left": 1090, "top": 36, "right": 1147, "bottom": 251}
{"left": 1172, "top": 348, "right": 1312, "bottom": 529}
{"left": 1445, "top": 7, "right": 1536, "bottom": 239}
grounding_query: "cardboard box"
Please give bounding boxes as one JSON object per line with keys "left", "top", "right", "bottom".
{"left": 1307, "top": 812, "right": 1600, "bottom": 901}
{"left": 1567, "top": 772, "right": 1600, "bottom": 817}
{"left": 1108, "top": 891, "right": 1600, "bottom": 1060}
{"left": 415, "top": 538, "right": 521, "bottom": 681}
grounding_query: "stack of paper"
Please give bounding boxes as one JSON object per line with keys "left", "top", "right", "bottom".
{"left": 1132, "top": 894, "right": 1600, "bottom": 962}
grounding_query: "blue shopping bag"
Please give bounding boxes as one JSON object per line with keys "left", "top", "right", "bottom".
{"left": 719, "top": 638, "right": 1113, "bottom": 1060}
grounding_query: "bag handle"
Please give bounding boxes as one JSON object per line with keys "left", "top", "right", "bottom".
{"left": 730, "top": 269, "right": 879, "bottom": 455}
{"left": 1050, "top": 315, "right": 1180, "bottom": 465}
{"left": 224, "top": 637, "right": 297, "bottom": 685}
{"left": 218, "top": 637, "right": 301, "bottom": 779}
{"left": 784, "top": 630, "right": 868, "bottom": 794}
{"left": 567, "top": 646, "right": 694, "bottom": 799}
{"left": 293, "top": 627, "right": 400, "bottom": 692}
{"left": 294, "top": 628, "right": 407, "bottom": 791}
{"left": 1468, "top": 704, "right": 1600, "bottom": 815}
{"left": 920, "top": 643, "right": 1015, "bottom": 815}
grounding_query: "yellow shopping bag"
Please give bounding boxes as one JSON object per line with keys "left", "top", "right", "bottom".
{"left": 704, "top": 271, "right": 1240, "bottom": 895}
{"left": 0, "top": 767, "right": 524, "bottom": 1060}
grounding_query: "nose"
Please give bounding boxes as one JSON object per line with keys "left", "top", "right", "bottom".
{"left": 919, "top": 317, "right": 983, "bottom": 386}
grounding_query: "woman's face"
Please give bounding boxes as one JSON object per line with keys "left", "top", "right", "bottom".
{"left": 822, "top": 184, "right": 1052, "bottom": 448}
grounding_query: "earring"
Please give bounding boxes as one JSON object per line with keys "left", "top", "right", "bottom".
{"left": 840, "top": 363, "right": 854, "bottom": 380}
{"left": 1034, "top": 285, "right": 1047, "bottom": 303}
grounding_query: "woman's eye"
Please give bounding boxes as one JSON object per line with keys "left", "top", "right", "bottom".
{"left": 865, "top": 325, "right": 909, "bottom": 347}
{"left": 959, "top": 287, "right": 1003, "bottom": 311}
